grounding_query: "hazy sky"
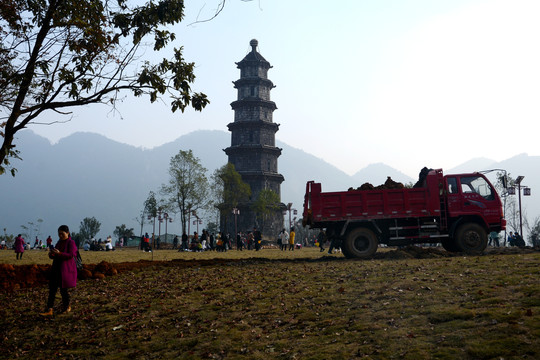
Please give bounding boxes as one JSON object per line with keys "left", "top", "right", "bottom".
{"left": 31, "top": 0, "right": 540, "bottom": 178}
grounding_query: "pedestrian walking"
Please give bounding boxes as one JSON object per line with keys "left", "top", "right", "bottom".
{"left": 40, "top": 225, "right": 77, "bottom": 316}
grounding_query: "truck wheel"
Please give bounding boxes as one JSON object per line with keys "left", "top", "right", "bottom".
{"left": 342, "top": 227, "right": 378, "bottom": 259}
{"left": 455, "top": 223, "right": 487, "bottom": 254}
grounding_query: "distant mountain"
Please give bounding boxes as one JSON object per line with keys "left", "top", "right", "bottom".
{"left": 352, "top": 163, "right": 415, "bottom": 186}
{"left": 0, "top": 130, "right": 356, "bottom": 239}
{"left": 447, "top": 157, "right": 497, "bottom": 174}
{"left": 1, "top": 131, "right": 538, "bottom": 241}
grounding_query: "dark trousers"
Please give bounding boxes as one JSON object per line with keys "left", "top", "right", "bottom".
{"left": 47, "top": 270, "right": 70, "bottom": 309}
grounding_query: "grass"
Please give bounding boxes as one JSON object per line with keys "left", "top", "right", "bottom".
{"left": 0, "top": 247, "right": 538, "bottom": 359}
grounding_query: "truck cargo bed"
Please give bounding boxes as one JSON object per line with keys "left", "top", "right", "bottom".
{"left": 305, "top": 181, "right": 440, "bottom": 225}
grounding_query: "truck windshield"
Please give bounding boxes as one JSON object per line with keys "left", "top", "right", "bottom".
{"left": 460, "top": 176, "right": 494, "bottom": 201}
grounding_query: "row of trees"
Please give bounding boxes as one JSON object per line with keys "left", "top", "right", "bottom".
{"left": 71, "top": 217, "right": 134, "bottom": 247}
{"left": 137, "top": 149, "right": 281, "bottom": 238}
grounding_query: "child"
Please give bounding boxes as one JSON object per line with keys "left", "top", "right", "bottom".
{"left": 40, "top": 225, "right": 77, "bottom": 316}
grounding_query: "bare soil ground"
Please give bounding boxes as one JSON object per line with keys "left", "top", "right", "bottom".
{"left": 0, "top": 246, "right": 538, "bottom": 359}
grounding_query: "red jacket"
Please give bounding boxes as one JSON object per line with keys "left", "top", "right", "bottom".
{"left": 50, "top": 237, "right": 78, "bottom": 288}
{"left": 14, "top": 236, "right": 25, "bottom": 253}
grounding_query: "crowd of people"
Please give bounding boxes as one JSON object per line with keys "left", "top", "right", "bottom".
{"left": 81, "top": 236, "right": 116, "bottom": 251}
{"left": 133, "top": 226, "right": 323, "bottom": 253}
{"left": 1, "top": 228, "right": 529, "bottom": 261}
{"left": 153, "top": 227, "right": 267, "bottom": 252}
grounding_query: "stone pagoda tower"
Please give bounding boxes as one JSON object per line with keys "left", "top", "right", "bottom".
{"left": 223, "top": 39, "right": 285, "bottom": 238}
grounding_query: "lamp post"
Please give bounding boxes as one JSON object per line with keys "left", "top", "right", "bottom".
{"left": 232, "top": 208, "right": 240, "bottom": 238}
{"left": 157, "top": 210, "right": 163, "bottom": 248}
{"left": 515, "top": 176, "right": 525, "bottom": 238}
{"left": 508, "top": 176, "right": 531, "bottom": 240}
{"left": 163, "top": 213, "right": 172, "bottom": 242}
{"left": 286, "top": 203, "right": 297, "bottom": 231}
{"left": 191, "top": 211, "right": 202, "bottom": 234}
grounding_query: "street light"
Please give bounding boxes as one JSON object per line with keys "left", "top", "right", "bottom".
{"left": 511, "top": 176, "right": 532, "bottom": 239}
{"left": 193, "top": 218, "right": 202, "bottom": 233}
{"left": 286, "top": 203, "right": 296, "bottom": 231}
{"left": 232, "top": 208, "right": 240, "bottom": 238}
{"left": 157, "top": 210, "right": 163, "bottom": 247}
{"left": 162, "top": 212, "right": 172, "bottom": 243}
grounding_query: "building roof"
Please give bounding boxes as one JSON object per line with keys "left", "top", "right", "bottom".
{"left": 236, "top": 39, "right": 270, "bottom": 66}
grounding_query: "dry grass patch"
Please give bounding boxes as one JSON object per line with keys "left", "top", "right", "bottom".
{"left": 0, "top": 247, "right": 538, "bottom": 359}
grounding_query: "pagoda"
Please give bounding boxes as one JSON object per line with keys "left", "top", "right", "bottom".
{"left": 223, "top": 39, "right": 285, "bottom": 238}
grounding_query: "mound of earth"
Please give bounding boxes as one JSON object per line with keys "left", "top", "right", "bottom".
{"left": 349, "top": 176, "right": 405, "bottom": 191}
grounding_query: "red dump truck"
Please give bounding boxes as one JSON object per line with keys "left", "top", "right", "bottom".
{"left": 302, "top": 169, "right": 506, "bottom": 258}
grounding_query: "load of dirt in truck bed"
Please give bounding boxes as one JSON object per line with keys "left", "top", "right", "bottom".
{"left": 349, "top": 167, "right": 435, "bottom": 191}
{"left": 349, "top": 176, "right": 405, "bottom": 191}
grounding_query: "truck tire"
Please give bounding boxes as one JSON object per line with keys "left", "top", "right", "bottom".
{"left": 455, "top": 223, "right": 487, "bottom": 254}
{"left": 342, "top": 227, "right": 378, "bottom": 259}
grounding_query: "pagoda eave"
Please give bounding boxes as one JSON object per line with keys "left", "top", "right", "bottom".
{"left": 230, "top": 99, "right": 277, "bottom": 110}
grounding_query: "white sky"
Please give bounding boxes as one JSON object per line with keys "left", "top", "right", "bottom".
{"left": 31, "top": 0, "right": 540, "bottom": 178}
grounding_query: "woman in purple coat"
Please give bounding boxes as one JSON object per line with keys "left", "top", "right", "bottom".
{"left": 40, "top": 225, "right": 77, "bottom": 316}
{"left": 14, "top": 234, "right": 25, "bottom": 260}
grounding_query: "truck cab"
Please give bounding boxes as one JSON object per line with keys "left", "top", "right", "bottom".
{"left": 443, "top": 173, "right": 506, "bottom": 252}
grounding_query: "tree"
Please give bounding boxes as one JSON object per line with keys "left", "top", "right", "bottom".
{"left": 161, "top": 149, "right": 209, "bottom": 235}
{"left": 70, "top": 231, "right": 83, "bottom": 247}
{"left": 114, "top": 224, "right": 135, "bottom": 242}
{"left": 528, "top": 217, "right": 540, "bottom": 247}
{"left": 211, "top": 163, "right": 251, "bottom": 231}
{"left": 79, "top": 216, "right": 101, "bottom": 240}
{"left": 144, "top": 191, "right": 159, "bottom": 235}
{"left": 251, "top": 189, "right": 280, "bottom": 234}
{"left": 19, "top": 218, "right": 43, "bottom": 240}
{"left": 0, "top": 0, "right": 209, "bottom": 176}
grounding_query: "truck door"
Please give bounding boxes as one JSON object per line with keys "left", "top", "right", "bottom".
{"left": 455, "top": 175, "right": 499, "bottom": 224}
{"left": 446, "top": 177, "right": 461, "bottom": 214}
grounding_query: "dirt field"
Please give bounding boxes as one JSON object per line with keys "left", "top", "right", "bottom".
{"left": 0, "top": 246, "right": 538, "bottom": 359}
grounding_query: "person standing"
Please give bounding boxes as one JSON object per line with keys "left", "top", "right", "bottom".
{"left": 143, "top": 233, "right": 151, "bottom": 252}
{"left": 253, "top": 227, "right": 262, "bottom": 251}
{"left": 237, "top": 232, "right": 244, "bottom": 251}
{"left": 14, "top": 234, "right": 25, "bottom": 260}
{"left": 279, "top": 229, "right": 289, "bottom": 251}
{"left": 317, "top": 229, "right": 326, "bottom": 252}
{"left": 40, "top": 225, "right": 77, "bottom": 316}
{"left": 46, "top": 235, "right": 53, "bottom": 250}
{"left": 181, "top": 232, "right": 188, "bottom": 251}
{"left": 289, "top": 227, "right": 296, "bottom": 251}
{"left": 209, "top": 233, "right": 215, "bottom": 250}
